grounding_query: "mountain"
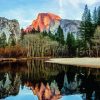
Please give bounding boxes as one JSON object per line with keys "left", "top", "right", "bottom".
{"left": 25, "top": 13, "right": 81, "bottom": 37}
{"left": 0, "top": 17, "right": 20, "bottom": 40}
{"left": 60, "top": 19, "right": 80, "bottom": 37}
{"left": 25, "top": 13, "right": 61, "bottom": 32}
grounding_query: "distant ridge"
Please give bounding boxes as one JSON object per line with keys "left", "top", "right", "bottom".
{"left": 25, "top": 13, "right": 81, "bottom": 37}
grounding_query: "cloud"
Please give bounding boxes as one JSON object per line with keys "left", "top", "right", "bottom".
{"left": 1, "top": 0, "right": 99, "bottom": 28}
{"left": 63, "top": 0, "right": 99, "bottom": 7}
{"left": 58, "top": 0, "right": 82, "bottom": 19}
{"left": 84, "top": 0, "right": 99, "bottom": 6}
{"left": 58, "top": 0, "right": 99, "bottom": 20}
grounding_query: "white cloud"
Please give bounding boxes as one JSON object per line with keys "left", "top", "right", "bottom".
{"left": 1, "top": 0, "right": 99, "bottom": 28}
{"left": 58, "top": 0, "right": 82, "bottom": 19}
{"left": 58, "top": 0, "right": 99, "bottom": 20}
{"left": 84, "top": 0, "right": 99, "bottom": 6}
{"left": 62, "top": 0, "right": 99, "bottom": 7}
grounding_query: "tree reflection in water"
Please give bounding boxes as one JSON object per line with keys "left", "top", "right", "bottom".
{"left": 0, "top": 60, "right": 100, "bottom": 100}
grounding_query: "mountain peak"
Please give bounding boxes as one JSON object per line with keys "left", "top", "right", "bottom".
{"left": 32, "top": 13, "right": 61, "bottom": 32}
{"left": 26, "top": 13, "right": 61, "bottom": 32}
{"left": 25, "top": 13, "right": 80, "bottom": 36}
{"left": 37, "top": 13, "right": 61, "bottom": 20}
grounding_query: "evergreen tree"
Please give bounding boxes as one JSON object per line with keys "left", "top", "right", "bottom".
{"left": 31, "top": 27, "right": 36, "bottom": 33}
{"left": 79, "top": 5, "right": 94, "bottom": 51}
{"left": 48, "top": 30, "right": 55, "bottom": 40}
{"left": 48, "top": 30, "right": 52, "bottom": 38}
{"left": 82, "top": 4, "right": 89, "bottom": 21}
{"left": 37, "top": 26, "right": 40, "bottom": 33}
{"left": 0, "top": 32, "right": 7, "bottom": 48}
{"left": 97, "top": 6, "right": 100, "bottom": 25}
{"left": 55, "top": 25, "right": 65, "bottom": 45}
{"left": 42, "top": 30, "right": 48, "bottom": 36}
{"left": 93, "top": 7, "right": 97, "bottom": 26}
{"left": 66, "top": 32, "right": 76, "bottom": 56}
{"left": 87, "top": 10, "right": 94, "bottom": 41}
{"left": 20, "top": 28, "right": 26, "bottom": 40}
{"left": 8, "top": 33, "right": 16, "bottom": 46}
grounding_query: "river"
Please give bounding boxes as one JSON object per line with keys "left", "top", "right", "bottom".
{"left": 0, "top": 60, "right": 100, "bottom": 100}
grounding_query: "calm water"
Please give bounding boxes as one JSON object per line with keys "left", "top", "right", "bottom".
{"left": 0, "top": 60, "right": 100, "bottom": 100}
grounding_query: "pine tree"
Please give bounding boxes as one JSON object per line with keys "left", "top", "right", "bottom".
{"left": 48, "top": 30, "right": 52, "bottom": 38}
{"left": 93, "top": 7, "right": 97, "bottom": 26}
{"left": 79, "top": 5, "right": 94, "bottom": 52}
{"left": 87, "top": 10, "right": 94, "bottom": 41}
{"left": 20, "top": 28, "right": 26, "bottom": 40}
{"left": 0, "top": 32, "right": 7, "bottom": 48}
{"left": 82, "top": 5, "right": 89, "bottom": 21}
{"left": 8, "top": 33, "right": 16, "bottom": 46}
{"left": 97, "top": 6, "right": 100, "bottom": 25}
{"left": 42, "top": 30, "right": 48, "bottom": 36}
{"left": 37, "top": 26, "right": 40, "bottom": 33}
{"left": 55, "top": 25, "right": 65, "bottom": 45}
{"left": 66, "top": 32, "right": 76, "bottom": 56}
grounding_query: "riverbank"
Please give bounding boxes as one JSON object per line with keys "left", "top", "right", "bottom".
{"left": 1, "top": 57, "right": 100, "bottom": 68}
{"left": 0, "top": 57, "right": 51, "bottom": 62}
{"left": 46, "top": 58, "right": 100, "bottom": 68}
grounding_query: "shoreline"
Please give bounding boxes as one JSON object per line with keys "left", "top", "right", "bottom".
{"left": 46, "top": 57, "right": 100, "bottom": 68}
{"left": 0, "top": 57, "right": 51, "bottom": 62}
{"left": 1, "top": 57, "right": 100, "bottom": 68}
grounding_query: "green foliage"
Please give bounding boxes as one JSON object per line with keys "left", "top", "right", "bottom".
{"left": 48, "top": 30, "right": 52, "bottom": 38}
{"left": 92, "top": 6, "right": 100, "bottom": 26}
{"left": 37, "top": 26, "right": 40, "bottom": 33}
{"left": 91, "top": 26, "right": 100, "bottom": 56}
{"left": 97, "top": 6, "right": 100, "bottom": 25}
{"left": 20, "top": 34, "right": 59, "bottom": 57}
{"left": 66, "top": 32, "right": 76, "bottom": 56}
{"left": 48, "top": 30, "right": 55, "bottom": 40}
{"left": 0, "top": 32, "right": 7, "bottom": 48}
{"left": 93, "top": 7, "right": 97, "bottom": 26}
{"left": 82, "top": 5, "right": 89, "bottom": 21}
{"left": 55, "top": 25, "right": 65, "bottom": 45}
{"left": 80, "top": 5, "right": 94, "bottom": 50}
{"left": 42, "top": 30, "right": 48, "bottom": 36}
{"left": 8, "top": 33, "right": 16, "bottom": 46}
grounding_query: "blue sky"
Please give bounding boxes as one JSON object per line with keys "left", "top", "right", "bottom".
{"left": 0, "top": 0, "right": 99, "bottom": 28}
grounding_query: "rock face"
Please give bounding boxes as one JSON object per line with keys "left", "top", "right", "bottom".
{"left": 26, "top": 13, "right": 61, "bottom": 32}
{"left": 60, "top": 19, "right": 80, "bottom": 37}
{"left": 26, "top": 13, "right": 81, "bottom": 37}
{"left": 0, "top": 17, "right": 21, "bottom": 40}
{"left": 32, "top": 13, "right": 61, "bottom": 32}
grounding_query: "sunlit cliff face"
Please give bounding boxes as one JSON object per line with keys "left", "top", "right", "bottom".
{"left": 25, "top": 81, "right": 61, "bottom": 100}
{"left": 26, "top": 13, "right": 61, "bottom": 32}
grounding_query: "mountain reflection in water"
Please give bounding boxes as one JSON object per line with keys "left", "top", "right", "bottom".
{"left": 0, "top": 60, "right": 100, "bottom": 100}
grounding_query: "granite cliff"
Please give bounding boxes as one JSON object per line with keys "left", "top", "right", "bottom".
{"left": 0, "top": 17, "right": 20, "bottom": 40}
{"left": 25, "top": 13, "right": 81, "bottom": 37}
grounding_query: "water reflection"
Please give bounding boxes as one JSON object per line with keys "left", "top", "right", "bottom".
{"left": 0, "top": 60, "right": 100, "bottom": 100}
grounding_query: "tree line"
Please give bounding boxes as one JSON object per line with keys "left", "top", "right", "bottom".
{"left": 0, "top": 4, "right": 100, "bottom": 58}
{"left": 79, "top": 5, "right": 100, "bottom": 57}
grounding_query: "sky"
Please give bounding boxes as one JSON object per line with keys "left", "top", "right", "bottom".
{"left": 0, "top": 0, "right": 100, "bottom": 28}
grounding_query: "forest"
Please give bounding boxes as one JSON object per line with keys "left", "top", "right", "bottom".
{"left": 0, "top": 5, "right": 100, "bottom": 58}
